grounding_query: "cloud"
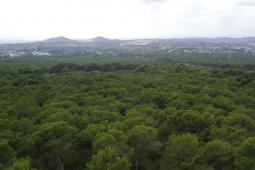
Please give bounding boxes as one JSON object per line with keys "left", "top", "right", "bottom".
{"left": 0, "top": 0, "right": 255, "bottom": 39}
{"left": 236, "top": 0, "right": 255, "bottom": 7}
{"left": 139, "top": 0, "right": 167, "bottom": 3}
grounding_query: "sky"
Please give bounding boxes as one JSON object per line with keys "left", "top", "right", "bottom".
{"left": 0, "top": 0, "right": 255, "bottom": 40}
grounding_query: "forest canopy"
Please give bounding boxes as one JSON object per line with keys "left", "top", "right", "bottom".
{"left": 0, "top": 55, "right": 255, "bottom": 170}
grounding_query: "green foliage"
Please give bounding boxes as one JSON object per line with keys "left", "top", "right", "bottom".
{"left": 87, "top": 147, "right": 130, "bottom": 170}
{"left": 28, "top": 121, "right": 78, "bottom": 170}
{"left": 159, "top": 110, "right": 214, "bottom": 141}
{"left": 128, "top": 125, "right": 162, "bottom": 170}
{"left": 0, "top": 139, "right": 15, "bottom": 168}
{"left": 203, "top": 140, "right": 233, "bottom": 170}
{"left": 160, "top": 134, "right": 203, "bottom": 170}
{"left": 234, "top": 137, "right": 255, "bottom": 169}
{"left": 0, "top": 56, "right": 254, "bottom": 169}
{"left": 6, "top": 157, "right": 36, "bottom": 170}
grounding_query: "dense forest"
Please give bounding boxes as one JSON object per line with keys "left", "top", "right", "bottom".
{"left": 0, "top": 55, "right": 255, "bottom": 170}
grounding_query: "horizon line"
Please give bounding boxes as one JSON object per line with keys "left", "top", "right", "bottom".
{"left": 1, "top": 35, "right": 255, "bottom": 43}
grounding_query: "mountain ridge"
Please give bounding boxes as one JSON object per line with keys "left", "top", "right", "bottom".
{"left": 2, "top": 36, "right": 255, "bottom": 45}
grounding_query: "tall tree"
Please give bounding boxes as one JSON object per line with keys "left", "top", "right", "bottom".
{"left": 161, "top": 134, "right": 204, "bottom": 170}
{"left": 87, "top": 147, "right": 130, "bottom": 170}
{"left": 28, "top": 121, "right": 78, "bottom": 170}
{"left": 128, "top": 125, "right": 161, "bottom": 170}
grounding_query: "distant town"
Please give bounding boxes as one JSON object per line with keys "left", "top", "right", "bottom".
{"left": 1, "top": 36, "right": 255, "bottom": 58}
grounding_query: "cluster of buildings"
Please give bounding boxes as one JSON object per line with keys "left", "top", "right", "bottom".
{"left": 0, "top": 49, "right": 51, "bottom": 58}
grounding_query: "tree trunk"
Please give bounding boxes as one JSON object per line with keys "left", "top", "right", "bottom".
{"left": 55, "top": 152, "right": 64, "bottom": 170}
{"left": 135, "top": 157, "right": 138, "bottom": 170}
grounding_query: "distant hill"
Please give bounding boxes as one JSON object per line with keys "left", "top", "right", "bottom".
{"left": 37, "top": 36, "right": 85, "bottom": 47}
{"left": 2, "top": 36, "right": 255, "bottom": 46}
{"left": 43, "top": 36, "right": 74, "bottom": 43}
{"left": 91, "top": 36, "right": 111, "bottom": 42}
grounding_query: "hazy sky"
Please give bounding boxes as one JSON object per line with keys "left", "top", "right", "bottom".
{"left": 0, "top": 0, "right": 255, "bottom": 40}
